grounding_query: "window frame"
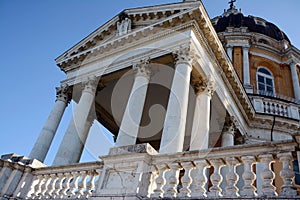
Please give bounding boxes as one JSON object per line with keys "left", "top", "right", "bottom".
{"left": 256, "top": 66, "right": 275, "bottom": 96}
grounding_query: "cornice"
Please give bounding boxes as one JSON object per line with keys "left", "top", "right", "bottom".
{"left": 55, "top": 1, "right": 201, "bottom": 68}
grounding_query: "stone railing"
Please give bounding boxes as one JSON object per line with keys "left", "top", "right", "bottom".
{"left": 148, "top": 141, "right": 299, "bottom": 198}
{"left": 1, "top": 142, "right": 299, "bottom": 199}
{"left": 27, "top": 161, "right": 103, "bottom": 199}
{"left": 250, "top": 95, "right": 300, "bottom": 120}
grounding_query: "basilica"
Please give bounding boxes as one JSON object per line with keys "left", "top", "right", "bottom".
{"left": 0, "top": 0, "right": 299, "bottom": 199}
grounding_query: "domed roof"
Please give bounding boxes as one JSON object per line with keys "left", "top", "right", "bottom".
{"left": 212, "top": 6, "right": 290, "bottom": 43}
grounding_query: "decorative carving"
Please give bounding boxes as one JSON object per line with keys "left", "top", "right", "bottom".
{"left": 173, "top": 46, "right": 196, "bottom": 66}
{"left": 56, "top": 84, "right": 71, "bottom": 103}
{"left": 194, "top": 75, "right": 216, "bottom": 97}
{"left": 82, "top": 76, "right": 98, "bottom": 94}
{"left": 117, "top": 12, "right": 131, "bottom": 36}
{"left": 133, "top": 58, "right": 151, "bottom": 79}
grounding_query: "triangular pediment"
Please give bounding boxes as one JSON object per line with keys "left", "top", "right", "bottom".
{"left": 55, "top": 1, "right": 201, "bottom": 66}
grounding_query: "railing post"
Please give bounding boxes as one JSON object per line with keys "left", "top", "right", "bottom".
{"left": 190, "top": 160, "right": 209, "bottom": 198}
{"left": 207, "top": 159, "right": 224, "bottom": 197}
{"left": 87, "top": 170, "right": 98, "bottom": 196}
{"left": 224, "top": 157, "right": 240, "bottom": 197}
{"left": 278, "top": 152, "right": 297, "bottom": 197}
{"left": 61, "top": 172, "right": 72, "bottom": 198}
{"left": 45, "top": 173, "right": 57, "bottom": 198}
{"left": 53, "top": 173, "right": 64, "bottom": 198}
{"left": 164, "top": 162, "right": 181, "bottom": 198}
{"left": 240, "top": 156, "right": 257, "bottom": 197}
{"left": 178, "top": 161, "right": 194, "bottom": 197}
{"left": 68, "top": 171, "right": 80, "bottom": 197}
{"left": 150, "top": 163, "right": 168, "bottom": 198}
{"left": 32, "top": 174, "right": 43, "bottom": 199}
{"left": 258, "top": 154, "right": 277, "bottom": 197}
{"left": 78, "top": 171, "right": 88, "bottom": 197}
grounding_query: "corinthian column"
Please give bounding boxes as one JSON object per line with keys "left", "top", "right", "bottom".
{"left": 115, "top": 59, "right": 151, "bottom": 147}
{"left": 53, "top": 76, "right": 98, "bottom": 166}
{"left": 159, "top": 46, "right": 194, "bottom": 154}
{"left": 290, "top": 61, "right": 300, "bottom": 102}
{"left": 29, "top": 84, "right": 71, "bottom": 162}
{"left": 190, "top": 76, "right": 216, "bottom": 150}
{"left": 221, "top": 116, "right": 236, "bottom": 147}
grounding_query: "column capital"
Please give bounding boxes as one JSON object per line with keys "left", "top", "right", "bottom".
{"left": 82, "top": 76, "right": 98, "bottom": 94}
{"left": 133, "top": 58, "right": 151, "bottom": 79}
{"left": 173, "top": 46, "right": 196, "bottom": 66}
{"left": 222, "top": 115, "right": 237, "bottom": 136}
{"left": 194, "top": 76, "right": 216, "bottom": 97}
{"left": 56, "top": 84, "right": 71, "bottom": 103}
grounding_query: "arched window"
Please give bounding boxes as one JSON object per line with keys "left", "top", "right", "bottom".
{"left": 257, "top": 67, "right": 275, "bottom": 96}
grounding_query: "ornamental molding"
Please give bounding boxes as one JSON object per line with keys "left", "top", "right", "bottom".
{"left": 55, "top": 1, "right": 200, "bottom": 67}
{"left": 55, "top": 84, "right": 72, "bottom": 103}
{"left": 132, "top": 58, "right": 151, "bottom": 79}
{"left": 194, "top": 76, "right": 216, "bottom": 97}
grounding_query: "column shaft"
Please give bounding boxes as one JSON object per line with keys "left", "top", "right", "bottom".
{"left": 290, "top": 62, "right": 300, "bottom": 101}
{"left": 53, "top": 77, "right": 97, "bottom": 166}
{"left": 243, "top": 47, "right": 250, "bottom": 86}
{"left": 29, "top": 85, "right": 70, "bottom": 162}
{"left": 190, "top": 77, "right": 215, "bottom": 150}
{"left": 160, "top": 47, "right": 193, "bottom": 154}
{"left": 227, "top": 46, "right": 233, "bottom": 61}
{"left": 115, "top": 60, "right": 151, "bottom": 146}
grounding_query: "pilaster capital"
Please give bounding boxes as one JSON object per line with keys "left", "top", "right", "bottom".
{"left": 194, "top": 76, "right": 216, "bottom": 97}
{"left": 133, "top": 58, "right": 151, "bottom": 80}
{"left": 173, "top": 46, "right": 196, "bottom": 66}
{"left": 222, "top": 115, "right": 237, "bottom": 136}
{"left": 56, "top": 84, "right": 72, "bottom": 104}
{"left": 82, "top": 75, "right": 98, "bottom": 94}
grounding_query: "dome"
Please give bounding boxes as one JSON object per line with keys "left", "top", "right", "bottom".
{"left": 212, "top": 7, "right": 290, "bottom": 43}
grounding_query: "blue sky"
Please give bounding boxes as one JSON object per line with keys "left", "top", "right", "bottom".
{"left": 1, "top": 0, "right": 299, "bottom": 166}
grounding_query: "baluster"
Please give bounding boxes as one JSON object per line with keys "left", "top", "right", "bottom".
{"left": 275, "top": 104, "right": 279, "bottom": 115}
{"left": 224, "top": 157, "right": 240, "bottom": 197}
{"left": 150, "top": 163, "right": 168, "bottom": 198}
{"left": 40, "top": 174, "right": 50, "bottom": 197}
{"left": 86, "top": 170, "right": 98, "bottom": 196}
{"left": 61, "top": 172, "right": 73, "bottom": 198}
{"left": 77, "top": 171, "right": 88, "bottom": 197}
{"left": 31, "top": 175, "right": 43, "bottom": 199}
{"left": 278, "top": 152, "right": 297, "bottom": 197}
{"left": 258, "top": 154, "right": 277, "bottom": 197}
{"left": 207, "top": 159, "right": 224, "bottom": 197}
{"left": 67, "top": 171, "right": 80, "bottom": 197}
{"left": 53, "top": 173, "right": 64, "bottom": 198}
{"left": 263, "top": 102, "right": 267, "bottom": 113}
{"left": 164, "top": 162, "right": 182, "bottom": 198}
{"left": 240, "top": 156, "right": 257, "bottom": 197}
{"left": 190, "top": 160, "right": 209, "bottom": 198}
{"left": 178, "top": 161, "right": 194, "bottom": 197}
{"left": 45, "top": 174, "right": 57, "bottom": 198}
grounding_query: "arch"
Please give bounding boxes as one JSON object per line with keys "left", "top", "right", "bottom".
{"left": 256, "top": 66, "right": 275, "bottom": 96}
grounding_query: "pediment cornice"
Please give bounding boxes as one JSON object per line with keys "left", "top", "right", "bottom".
{"left": 55, "top": 1, "right": 201, "bottom": 68}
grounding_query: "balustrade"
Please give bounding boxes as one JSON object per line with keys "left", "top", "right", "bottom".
{"left": 27, "top": 162, "right": 103, "bottom": 199}
{"left": 149, "top": 141, "right": 299, "bottom": 198}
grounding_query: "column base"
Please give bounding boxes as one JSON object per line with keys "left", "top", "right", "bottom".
{"left": 244, "top": 84, "right": 254, "bottom": 94}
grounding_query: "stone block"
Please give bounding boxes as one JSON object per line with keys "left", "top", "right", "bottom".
{"left": 108, "top": 143, "right": 157, "bottom": 155}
